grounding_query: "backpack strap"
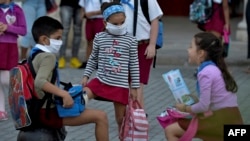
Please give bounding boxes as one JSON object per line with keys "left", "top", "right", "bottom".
{"left": 133, "top": 0, "right": 138, "bottom": 36}
{"left": 140, "top": 0, "right": 150, "bottom": 24}
{"left": 45, "top": 68, "right": 57, "bottom": 119}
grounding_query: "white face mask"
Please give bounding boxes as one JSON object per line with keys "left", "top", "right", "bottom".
{"left": 106, "top": 22, "right": 127, "bottom": 36}
{"left": 45, "top": 38, "right": 63, "bottom": 54}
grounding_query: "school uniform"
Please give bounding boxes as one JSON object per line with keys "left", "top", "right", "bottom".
{"left": 0, "top": 3, "right": 26, "bottom": 70}
{"left": 83, "top": 32, "right": 140, "bottom": 105}
{"left": 178, "top": 64, "right": 243, "bottom": 141}
{"left": 121, "top": 0, "right": 163, "bottom": 84}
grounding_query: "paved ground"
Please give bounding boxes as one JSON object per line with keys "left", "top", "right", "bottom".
{"left": 1, "top": 65, "right": 250, "bottom": 141}
{"left": 1, "top": 7, "right": 250, "bottom": 141}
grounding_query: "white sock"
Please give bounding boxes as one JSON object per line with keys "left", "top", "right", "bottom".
{"left": 83, "top": 93, "right": 88, "bottom": 105}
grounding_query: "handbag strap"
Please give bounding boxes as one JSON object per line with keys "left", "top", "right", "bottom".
{"left": 179, "top": 116, "right": 198, "bottom": 141}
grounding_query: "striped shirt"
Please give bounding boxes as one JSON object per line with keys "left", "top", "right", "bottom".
{"left": 83, "top": 32, "right": 140, "bottom": 89}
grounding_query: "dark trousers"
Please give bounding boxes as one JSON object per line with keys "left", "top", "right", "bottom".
{"left": 246, "top": 0, "right": 250, "bottom": 59}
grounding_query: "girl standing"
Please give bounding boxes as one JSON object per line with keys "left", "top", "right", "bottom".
{"left": 81, "top": 1, "right": 140, "bottom": 132}
{"left": 0, "top": 0, "right": 26, "bottom": 121}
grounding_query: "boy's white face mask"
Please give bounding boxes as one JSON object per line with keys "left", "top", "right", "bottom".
{"left": 45, "top": 38, "right": 63, "bottom": 54}
{"left": 106, "top": 22, "right": 127, "bottom": 36}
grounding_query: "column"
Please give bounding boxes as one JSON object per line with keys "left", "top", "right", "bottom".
{"left": 236, "top": 0, "right": 248, "bottom": 41}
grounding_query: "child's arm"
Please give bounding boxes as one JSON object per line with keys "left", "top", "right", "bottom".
{"left": 34, "top": 54, "right": 73, "bottom": 108}
{"left": 83, "top": 34, "right": 100, "bottom": 78}
{"left": 42, "top": 82, "right": 74, "bottom": 108}
{"left": 81, "top": 7, "right": 85, "bottom": 19}
{"left": 84, "top": 10, "right": 102, "bottom": 19}
{"left": 129, "top": 38, "right": 140, "bottom": 89}
{"left": 4, "top": 6, "right": 26, "bottom": 36}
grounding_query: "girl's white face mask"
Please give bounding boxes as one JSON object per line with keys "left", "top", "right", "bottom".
{"left": 106, "top": 22, "right": 127, "bottom": 36}
{"left": 45, "top": 38, "right": 63, "bottom": 54}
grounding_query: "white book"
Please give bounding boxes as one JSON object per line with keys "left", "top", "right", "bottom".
{"left": 162, "top": 69, "right": 195, "bottom": 105}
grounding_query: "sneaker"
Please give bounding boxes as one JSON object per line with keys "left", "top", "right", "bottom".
{"left": 70, "top": 57, "right": 82, "bottom": 68}
{"left": 59, "top": 57, "right": 66, "bottom": 69}
{"left": 0, "top": 111, "right": 8, "bottom": 121}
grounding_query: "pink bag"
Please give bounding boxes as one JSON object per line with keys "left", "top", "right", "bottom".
{"left": 157, "top": 107, "right": 198, "bottom": 141}
{"left": 120, "top": 100, "right": 149, "bottom": 141}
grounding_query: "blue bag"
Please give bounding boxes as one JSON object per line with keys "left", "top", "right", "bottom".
{"left": 156, "top": 20, "right": 163, "bottom": 49}
{"left": 56, "top": 85, "right": 85, "bottom": 118}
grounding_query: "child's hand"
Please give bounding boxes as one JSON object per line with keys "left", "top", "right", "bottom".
{"left": 81, "top": 76, "right": 88, "bottom": 87}
{"left": 62, "top": 91, "right": 74, "bottom": 108}
{"left": 130, "top": 88, "right": 138, "bottom": 100}
{"left": 175, "top": 103, "right": 186, "bottom": 112}
{"left": 0, "top": 22, "right": 7, "bottom": 32}
{"left": 145, "top": 44, "right": 156, "bottom": 59}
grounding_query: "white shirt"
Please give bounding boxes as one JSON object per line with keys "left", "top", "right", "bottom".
{"left": 122, "top": 0, "right": 163, "bottom": 41}
{"left": 78, "top": 0, "right": 110, "bottom": 19}
{"left": 213, "top": 0, "right": 222, "bottom": 4}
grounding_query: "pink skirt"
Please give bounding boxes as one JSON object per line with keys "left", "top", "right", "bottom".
{"left": 198, "top": 3, "right": 225, "bottom": 35}
{"left": 0, "top": 43, "right": 18, "bottom": 70}
{"left": 86, "top": 78, "right": 129, "bottom": 105}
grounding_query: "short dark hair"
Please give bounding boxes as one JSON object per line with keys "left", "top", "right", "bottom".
{"left": 32, "top": 16, "right": 63, "bottom": 43}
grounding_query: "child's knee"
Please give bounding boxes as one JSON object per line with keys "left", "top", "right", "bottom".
{"left": 97, "top": 111, "right": 108, "bottom": 123}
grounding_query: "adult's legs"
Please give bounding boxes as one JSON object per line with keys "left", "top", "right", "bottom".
{"left": 59, "top": 6, "right": 73, "bottom": 58}
{"left": 72, "top": 8, "right": 83, "bottom": 58}
{"left": 63, "top": 109, "right": 109, "bottom": 141}
{"left": 69, "top": 8, "right": 83, "bottom": 68}
{"left": 59, "top": 6, "right": 73, "bottom": 68}
{"left": 136, "top": 42, "right": 153, "bottom": 109}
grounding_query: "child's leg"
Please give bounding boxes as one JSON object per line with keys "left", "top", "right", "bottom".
{"left": 86, "top": 40, "right": 93, "bottom": 61}
{"left": 137, "top": 83, "right": 145, "bottom": 108}
{"left": 165, "top": 122, "right": 185, "bottom": 141}
{"left": 63, "top": 109, "right": 109, "bottom": 141}
{"left": 83, "top": 87, "right": 97, "bottom": 104}
{"left": 0, "top": 70, "right": 9, "bottom": 112}
{"left": 113, "top": 102, "right": 126, "bottom": 132}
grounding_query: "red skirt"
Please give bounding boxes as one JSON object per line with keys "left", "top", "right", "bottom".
{"left": 86, "top": 78, "right": 129, "bottom": 105}
{"left": 0, "top": 43, "right": 18, "bottom": 70}
{"left": 178, "top": 107, "right": 243, "bottom": 141}
{"left": 198, "top": 3, "right": 225, "bottom": 35}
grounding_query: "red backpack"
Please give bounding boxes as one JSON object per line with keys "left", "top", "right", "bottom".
{"left": 8, "top": 51, "right": 56, "bottom": 130}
